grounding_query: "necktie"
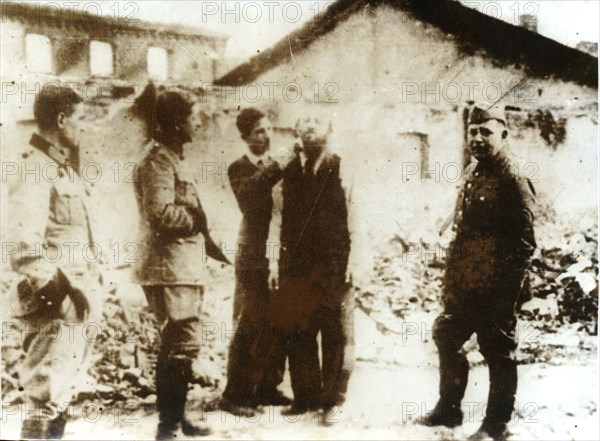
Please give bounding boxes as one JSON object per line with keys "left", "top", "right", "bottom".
{"left": 305, "top": 157, "right": 316, "bottom": 176}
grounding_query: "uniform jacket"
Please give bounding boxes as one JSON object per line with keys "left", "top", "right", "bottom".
{"left": 228, "top": 155, "right": 282, "bottom": 270}
{"left": 5, "top": 134, "right": 100, "bottom": 319}
{"left": 443, "top": 151, "right": 536, "bottom": 309}
{"left": 133, "top": 141, "right": 207, "bottom": 285}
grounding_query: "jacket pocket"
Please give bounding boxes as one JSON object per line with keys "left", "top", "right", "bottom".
{"left": 175, "top": 177, "right": 198, "bottom": 207}
{"left": 52, "top": 185, "right": 87, "bottom": 226}
{"left": 54, "top": 194, "right": 71, "bottom": 224}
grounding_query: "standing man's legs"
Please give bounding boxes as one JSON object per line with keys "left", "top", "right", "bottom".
{"left": 144, "top": 285, "right": 209, "bottom": 439}
{"left": 254, "top": 321, "right": 289, "bottom": 404}
{"left": 318, "top": 280, "right": 355, "bottom": 410}
{"left": 222, "top": 264, "right": 288, "bottom": 413}
{"left": 474, "top": 312, "right": 518, "bottom": 438}
{"left": 19, "top": 282, "right": 103, "bottom": 440}
{"left": 286, "top": 321, "right": 321, "bottom": 413}
{"left": 420, "top": 309, "right": 474, "bottom": 427}
{"left": 222, "top": 268, "right": 261, "bottom": 407}
{"left": 318, "top": 304, "right": 348, "bottom": 409}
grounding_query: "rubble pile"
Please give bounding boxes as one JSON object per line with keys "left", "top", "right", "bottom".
{"left": 84, "top": 270, "right": 228, "bottom": 408}
{"left": 0, "top": 268, "right": 229, "bottom": 409}
{"left": 355, "top": 207, "right": 598, "bottom": 358}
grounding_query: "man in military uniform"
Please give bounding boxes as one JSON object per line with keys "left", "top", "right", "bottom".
{"left": 220, "top": 108, "right": 293, "bottom": 416}
{"left": 134, "top": 88, "right": 226, "bottom": 440}
{"left": 277, "top": 116, "right": 354, "bottom": 415}
{"left": 420, "top": 105, "right": 536, "bottom": 440}
{"left": 5, "top": 83, "right": 103, "bottom": 439}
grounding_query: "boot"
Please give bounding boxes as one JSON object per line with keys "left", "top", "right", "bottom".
{"left": 155, "top": 356, "right": 186, "bottom": 440}
{"left": 20, "top": 417, "right": 49, "bottom": 440}
{"left": 281, "top": 401, "right": 320, "bottom": 416}
{"left": 47, "top": 411, "right": 68, "bottom": 439}
{"left": 219, "top": 396, "right": 260, "bottom": 418}
{"left": 418, "top": 401, "right": 463, "bottom": 428}
{"left": 155, "top": 356, "right": 212, "bottom": 439}
{"left": 255, "top": 389, "right": 293, "bottom": 406}
{"left": 468, "top": 420, "right": 509, "bottom": 441}
{"left": 181, "top": 416, "right": 212, "bottom": 437}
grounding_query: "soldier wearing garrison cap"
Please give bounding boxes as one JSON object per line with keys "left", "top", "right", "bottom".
{"left": 420, "top": 104, "right": 536, "bottom": 441}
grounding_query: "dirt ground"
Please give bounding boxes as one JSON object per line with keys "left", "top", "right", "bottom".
{"left": 1, "top": 260, "right": 597, "bottom": 440}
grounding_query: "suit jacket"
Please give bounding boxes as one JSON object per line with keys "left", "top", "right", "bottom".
{"left": 228, "top": 155, "right": 282, "bottom": 269}
{"left": 279, "top": 153, "right": 350, "bottom": 281}
{"left": 133, "top": 141, "right": 207, "bottom": 285}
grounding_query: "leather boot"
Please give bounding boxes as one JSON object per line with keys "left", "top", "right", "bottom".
{"left": 418, "top": 401, "right": 463, "bottom": 428}
{"left": 20, "top": 417, "right": 49, "bottom": 440}
{"left": 468, "top": 420, "right": 509, "bottom": 441}
{"left": 179, "top": 357, "right": 212, "bottom": 437}
{"left": 47, "top": 411, "right": 68, "bottom": 439}
{"left": 155, "top": 355, "right": 186, "bottom": 440}
{"left": 156, "top": 356, "right": 212, "bottom": 439}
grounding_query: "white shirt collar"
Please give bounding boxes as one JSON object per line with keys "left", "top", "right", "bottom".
{"left": 245, "top": 151, "right": 268, "bottom": 167}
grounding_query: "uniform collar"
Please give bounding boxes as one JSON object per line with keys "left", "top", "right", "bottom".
{"left": 474, "top": 150, "right": 506, "bottom": 172}
{"left": 152, "top": 140, "right": 185, "bottom": 162}
{"left": 29, "top": 133, "right": 70, "bottom": 167}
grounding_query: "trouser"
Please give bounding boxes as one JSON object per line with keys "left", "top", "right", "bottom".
{"left": 286, "top": 282, "right": 354, "bottom": 408}
{"left": 223, "top": 265, "right": 286, "bottom": 403}
{"left": 143, "top": 285, "right": 203, "bottom": 428}
{"left": 432, "top": 306, "right": 518, "bottom": 424}
{"left": 17, "top": 279, "right": 103, "bottom": 439}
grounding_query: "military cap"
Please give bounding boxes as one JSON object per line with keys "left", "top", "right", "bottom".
{"left": 468, "top": 104, "right": 506, "bottom": 125}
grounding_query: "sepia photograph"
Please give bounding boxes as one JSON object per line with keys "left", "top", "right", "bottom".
{"left": 0, "top": 1, "right": 598, "bottom": 440}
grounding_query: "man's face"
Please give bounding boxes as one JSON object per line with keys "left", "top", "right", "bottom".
{"left": 467, "top": 119, "right": 505, "bottom": 161}
{"left": 296, "top": 117, "right": 329, "bottom": 160}
{"left": 181, "top": 102, "right": 204, "bottom": 145}
{"left": 58, "top": 103, "right": 86, "bottom": 151}
{"left": 246, "top": 117, "right": 272, "bottom": 157}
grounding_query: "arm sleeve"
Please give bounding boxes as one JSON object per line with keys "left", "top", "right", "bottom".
{"left": 338, "top": 156, "right": 354, "bottom": 280}
{"left": 8, "top": 178, "right": 57, "bottom": 292}
{"left": 141, "top": 153, "right": 196, "bottom": 237}
{"left": 502, "top": 174, "right": 536, "bottom": 258}
{"left": 228, "top": 161, "right": 283, "bottom": 215}
{"left": 515, "top": 177, "right": 537, "bottom": 256}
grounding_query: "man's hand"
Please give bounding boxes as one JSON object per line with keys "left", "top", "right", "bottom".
{"left": 270, "top": 143, "right": 297, "bottom": 168}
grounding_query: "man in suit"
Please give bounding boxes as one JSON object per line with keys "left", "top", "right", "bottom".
{"left": 278, "top": 116, "right": 353, "bottom": 415}
{"left": 5, "top": 83, "right": 104, "bottom": 439}
{"left": 220, "top": 108, "right": 293, "bottom": 416}
{"left": 134, "top": 88, "right": 225, "bottom": 440}
{"left": 420, "top": 105, "right": 536, "bottom": 441}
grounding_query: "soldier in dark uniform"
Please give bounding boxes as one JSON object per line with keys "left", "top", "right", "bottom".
{"left": 277, "top": 116, "right": 353, "bottom": 415}
{"left": 220, "top": 108, "right": 293, "bottom": 416}
{"left": 420, "top": 105, "right": 536, "bottom": 441}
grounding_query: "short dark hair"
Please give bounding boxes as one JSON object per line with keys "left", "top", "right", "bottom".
{"left": 34, "top": 83, "right": 83, "bottom": 131}
{"left": 155, "top": 88, "right": 194, "bottom": 132}
{"left": 236, "top": 108, "right": 266, "bottom": 140}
